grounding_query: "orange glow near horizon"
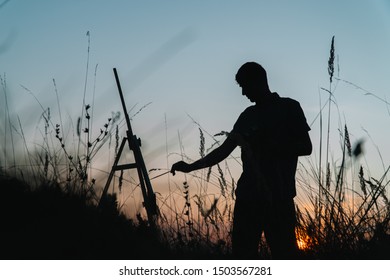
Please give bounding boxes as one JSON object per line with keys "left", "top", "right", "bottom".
{"left": 296, "top": 228, "right": 312, "bottom": 251}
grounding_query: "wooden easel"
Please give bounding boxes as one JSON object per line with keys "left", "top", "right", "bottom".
{"left": 99, "top": 68, "right": 157, "bottom": 227}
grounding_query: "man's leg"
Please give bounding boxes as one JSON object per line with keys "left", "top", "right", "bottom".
{"left": 264, "top": 198, "right": 298, "bottom": 259}
{"left": 232, "top": 197, "right": 263, "bottom": 259}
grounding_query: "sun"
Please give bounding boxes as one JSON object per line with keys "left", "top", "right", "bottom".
{"left": 296, "top": 228, "right": 311, "bottom": 251}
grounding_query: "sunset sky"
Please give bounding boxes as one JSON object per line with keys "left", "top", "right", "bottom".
{"left": 1, "top": 0, "right": 390, "bottom": 214}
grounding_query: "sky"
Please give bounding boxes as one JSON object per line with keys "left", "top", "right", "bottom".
{"left": 1, "top": 0, "right": 390, "bottom": 214}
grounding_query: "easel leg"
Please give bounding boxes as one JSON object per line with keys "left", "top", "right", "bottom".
{"left": 99, "top": 137, "right": 127, "bottom": 207}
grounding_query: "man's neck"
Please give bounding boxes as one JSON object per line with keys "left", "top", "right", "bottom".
{"left": 254, "top": 90, "right": 274, "bottom": 104}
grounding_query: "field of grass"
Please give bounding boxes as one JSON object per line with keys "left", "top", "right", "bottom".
{"left": 0, "top": 175, "right": 167, "bottom": 259}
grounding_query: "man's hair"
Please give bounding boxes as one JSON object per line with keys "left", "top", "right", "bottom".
{"left": 235, "top": 62, "right": 268, "bottom": 87}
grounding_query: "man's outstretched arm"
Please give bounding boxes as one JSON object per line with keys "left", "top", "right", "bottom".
{"left": 171, "top": 135, "right": 237, "bottom": 175}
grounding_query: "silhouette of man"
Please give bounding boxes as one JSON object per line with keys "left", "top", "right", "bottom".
{"left": 171, "top": 62, "right": 312, "bottom": 259}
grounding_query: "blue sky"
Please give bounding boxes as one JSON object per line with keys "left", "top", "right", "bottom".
{"left": 1, "top": 0, "right": 390, "bottom": 211}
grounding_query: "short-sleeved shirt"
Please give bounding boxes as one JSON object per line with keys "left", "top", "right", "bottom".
{"left": 231, "top": 92, "right": 310, "bottom": 200}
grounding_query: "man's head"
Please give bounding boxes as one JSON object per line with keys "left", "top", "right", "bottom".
{"left": 235, "top": 62, "right": 270, "bottom": 102}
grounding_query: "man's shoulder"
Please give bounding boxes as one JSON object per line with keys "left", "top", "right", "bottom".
{"left": 240, "top": 105, "right": 257, "bottom": 116}
{"left": 233, "top": 105, "right": 257, "bottom": 131}
{"left": 275, "top": 95, "right": 302, "bottom": 112}
{"left": 276, "top": 94, "right": 300, "bottom": 106}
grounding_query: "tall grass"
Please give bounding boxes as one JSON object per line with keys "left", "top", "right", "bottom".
{"left": 1, "top": 73, "right": 16, "bottom": 175}
{"left": 295, "top": 37, "right": 389, "bottom": 259}
{"left": 297, "top": 138, "right": 389, "bottom": 258}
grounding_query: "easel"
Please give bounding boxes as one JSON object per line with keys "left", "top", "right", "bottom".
{"left": 99, "top": 68, "right": 157, "bottom": 227}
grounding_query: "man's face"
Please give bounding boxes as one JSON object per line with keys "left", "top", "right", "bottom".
{"left": 240, "top": 83, "right": 259, "bottom": 103}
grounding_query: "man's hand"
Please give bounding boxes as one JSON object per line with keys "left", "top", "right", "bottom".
{"left": 171, "top": 161, "right": 192, "bottom": 176}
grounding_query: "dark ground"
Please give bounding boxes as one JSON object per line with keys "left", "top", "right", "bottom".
{"left": 1, "top": 175, "right": 389, "bottom": 260}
